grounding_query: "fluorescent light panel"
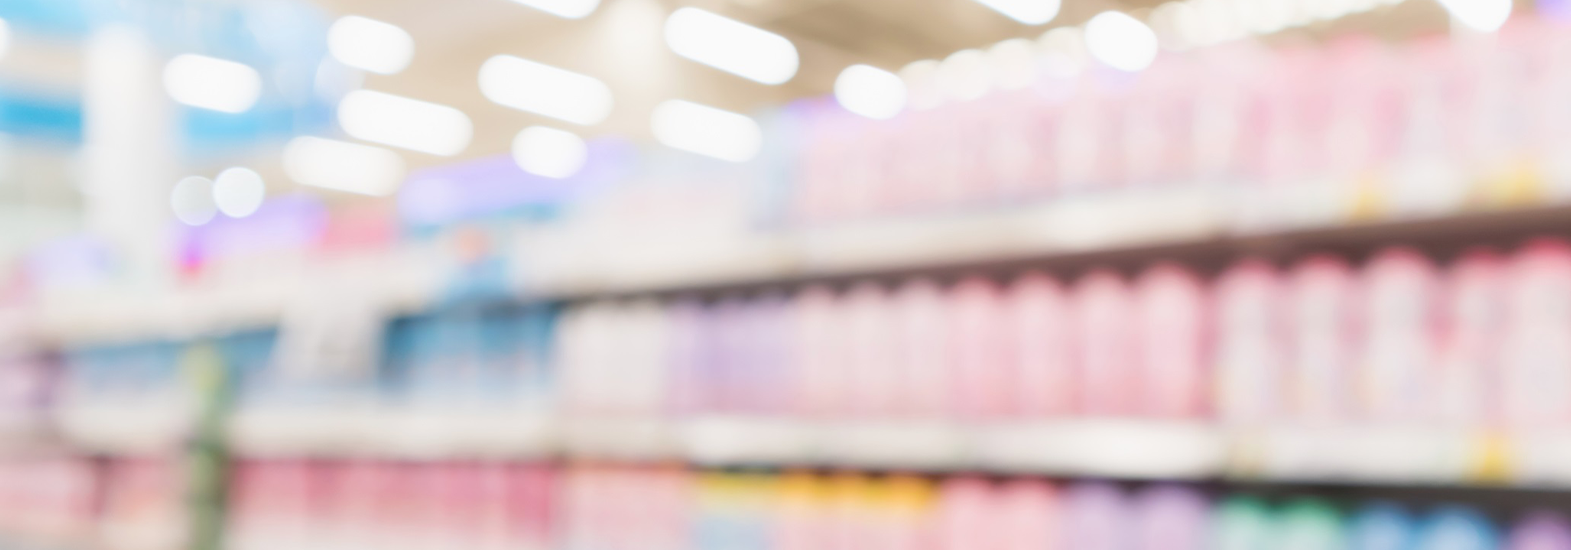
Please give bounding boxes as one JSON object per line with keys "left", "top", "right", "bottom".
{"left": 972, "top": 0, "right": 1062, "bottom": 24}
{"left": 508, "top": 0, "right": 601, "bottom": 19}
{"left": 664, "top": 8, "right": 799, "bottom": 85}
{"left": 651, "top": 99, "right": 761, "bottom": 162}
{"left": 328, "top": 16, "right": 415, "bottom": 75}
{"left": 479, "top": 55, "right": 614, "bottom": 126}
{"left": 513, "top": 126, "right": 589, "bottom": 179}
{"left": 834, "top": 65, "right": 907, "bottom": 120}
{"left": 1084, "top": 11, "right": 1159, "bottom": 72}
{"left": 163, "top": 54, "right": 262, "bottom": 113}
{"left": 337, "top": 89, "right": 472, "bottom": 156}
{"left": 283, "top": 137, "right": 406, "bottom": 196}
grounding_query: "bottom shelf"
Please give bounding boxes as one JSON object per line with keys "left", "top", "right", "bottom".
{"left": 31, "top": 407, "right": 1571, "bottom": 490}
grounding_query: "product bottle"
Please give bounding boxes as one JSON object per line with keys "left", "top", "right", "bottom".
{"left": 951, "top": 277, "right": 1011, "bottom": 420}
{"left": 1348, "top": 502, "right": 1417, "bottom": 550}
{"left": 846, "top": 283, "right": 900, "bottom": 419}
{"left": 1072, "top": 271, "right": 1137, "bottom": 416}
{"left": 996, "top": 478, "right": 1059, "bottom": 550}
{"left": 1131, "top": 485, "right": 1210, "bottom": 550}
{"left": 1360, "top": 248, "right": 1442, "bottom": 423}
{"left": 1288, "top": 255, "right": 1359, "bottom": 424}
{"left": 1134, "top": 263, "right": 1210, "bottom": 418}
{"left": 1009, "top": 272, "right": 1074, "bottom": 419}
{"left": 1212, "top": 496, "right": 1275, "bottom": 550}
{"left": 1437, "top": 249, "right": 1506, "bottom": 426}
{"left": 1415, "top": 506, "right": 1499, "bottom": 550}
{"left": 1506, "top": 512, "right": 1571, "bottom": 550}
{"left": 1060, "top": 482, "right": 1130, "bottom": 550}
{"left": 935, "top": 477, "right": 1000, "bottom": 550}
{"left": 793, "top": 286, "right": 849, "bottom": 419}
{"left": 1276, "top": 499, "right": 1347, "bottom": 550}
{"left": 1215, "top": 259, "right": 1287, "bottom": 425}
{"left": 1500, "top": 239, "right": 1571, "bottom": 427}
{"left": 893, "top": 279, "right": 954, "bottom": 419}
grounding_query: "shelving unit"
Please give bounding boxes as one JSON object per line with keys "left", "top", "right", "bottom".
{"left": 20, "top": 201, "right": 1571, "bottom": 487}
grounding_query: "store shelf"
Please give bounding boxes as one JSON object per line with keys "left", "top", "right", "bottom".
{"left": 1230, "top": 426, "right": 1483, "bottom": 485}
{"left": 974, "top": 419, "right": 1227, "bottom": 479}
{"left": 227, "top": 406, "right": 556, "bottom": 459}
{"left": 53, "top": 402, "right": 192, "bottom": 456}
{"left": 36, "top": 198, "right": 1571, "bottom": 347}
{"left": 39, "top": 402, "right": 1571, "bottom": 490}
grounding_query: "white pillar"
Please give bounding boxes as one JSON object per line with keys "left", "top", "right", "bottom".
{"left": 82, "top": 24, "right": 177, "bottom": 288}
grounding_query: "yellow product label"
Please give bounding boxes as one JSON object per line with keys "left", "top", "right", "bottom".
{"left": 737, "top": 473, "right": 780, "bottom": 509}
{"left": 1478, "top": 157, "right": 1545, "bottom": 208}
{"left": 1466, "top": 432, "right": 1513, "bottom": 485}
{"left": 1346, "top": 173, "right": 1389, "bottom": 222}
{"left": 880, "top": 475, "right": 937, "bottom": 515}
{"left": 776, "top": 471, "right": 830, "bottom": 508}
{"left": 698, "top": 473, "right": 741, "bottom": 507}
{"left": 828, "top": 473, "right": 874, "bottom": 512}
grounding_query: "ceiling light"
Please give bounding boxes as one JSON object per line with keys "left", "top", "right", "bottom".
{"left": 937, "top": 49, "right": 992, "bottom": 102}
{"left": 213, "top": 167, "right": 266, "bottom": 218}
{"left": 663, "top": 7, "right": 799, "bottom": 85}
{"left": 988, "top": 38, "right": 1040, "bottom": 90}
{"left": 328, "top": 16, "right": 414, "bottom": 75}
{"left": 479, "top": 55, "right": 614, "bottom": 126}
{"left": 971, "top": 0, "right": 1062, "bottom": 24}
{"left": 1084, "top": 11, "right": 1160, "bottom": 72}
{"left": 508, "top": 0, "right": 601, "bottom": 19}
{"left": 1436, "top": 0, "right": 1512, "bottom": 32}
{"left": 512, "top": 126, "right": 589, "bottom": 179}
{"left": 651, "top": 99, "right": 761, "bottom": 162}
{"left": 163, "top": 54, "right": 263, "bottom": 113}
{"left": 283, "top": 137, "right": 406, "bottom": 196}
{"left": 337, "top": 89, "right": 472, "bottom": 156}
{"left": 899, "top": 60, "right": 944, "bottom": 110}
{"left": 171, "top": 176, "right": 217, "bottom": 226}
{"left": 835, "top": 64, "right": 907, "bottom": 120}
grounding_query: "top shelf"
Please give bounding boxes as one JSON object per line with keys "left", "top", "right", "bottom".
{"left": 30, "top": 194, "right": 1571, "bottom": 344}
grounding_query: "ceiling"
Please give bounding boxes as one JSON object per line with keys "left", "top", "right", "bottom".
{"left": 310, "top": 0, "right": 1460, "bottom": 170}
{"left": 0, "top": 0, "right": 1468, "bottom": 262}
{"left": 319, "top": 0, "right": 1165, "bottom": 167}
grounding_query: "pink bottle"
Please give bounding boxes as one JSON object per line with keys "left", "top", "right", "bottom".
{"left": 665, "top": 300, "right": 709, "bottom": 416}
{"left": 1214, "top": 259, "right": 1288, "bottom": 425}
{"left": 1009, "top": 272, "right": 1074, "bottom": 419}
{"left": 1359, "top": 247, "right": 1442, "bottom": 423}
{"left": 1072, "top": 270, "right": 1137, "bottom": 416}
{"left": 935, "top": 477, "right": 1002, "bottom": 550}
{"left": 1134, "top": 263, "right": 1210, "bottom": 418}
{"left": 793, "top": 286, "right": 850, "bottom": 419}
{"left": 1287, "top": 255, "right": 1359, "bottom": 424}
{"left": 1055, "top": 84, "right": 1116, "bottom": 195}
{"left": 846, "top": 283, "right": 900, "bottom": 418}
{"left": 950, "top": 277, "right": 1012, "bottom": 420}
{"left": 1060, "top": 482, "right": 1131, "bottom": 550}
{"left": 996, "top": 478, "right": 1060, "bottom": 550}
{"left": 1437, "top": 249, "right": 1507, "bottom": 427}
{"left": 1131, "top": 485, "right": 1210, "bottom": 550}
{"left": 1389, "top": 38, "right": 1469, "bottom": 216}
{"left": 893, "top": 279, "right": 954, "bottom": 419}
{"left": 1501, "top": 239, "right": 1571, "bottom": 427}
{"left": 507, "top": 464, "right": 556, "bottom": 550}
{"left": 984, "top": 89, "right": 1056, "bottom": 200}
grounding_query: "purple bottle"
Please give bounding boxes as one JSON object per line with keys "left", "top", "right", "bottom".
{"left": 1061, "top": 482, "right": 1132, "bottom": 550}
{"left": 1508, "top": 512, "right": 1571, "bottom": 550}
{"left": 1132, "top": 485, "right": 1211, "bottom": 550}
